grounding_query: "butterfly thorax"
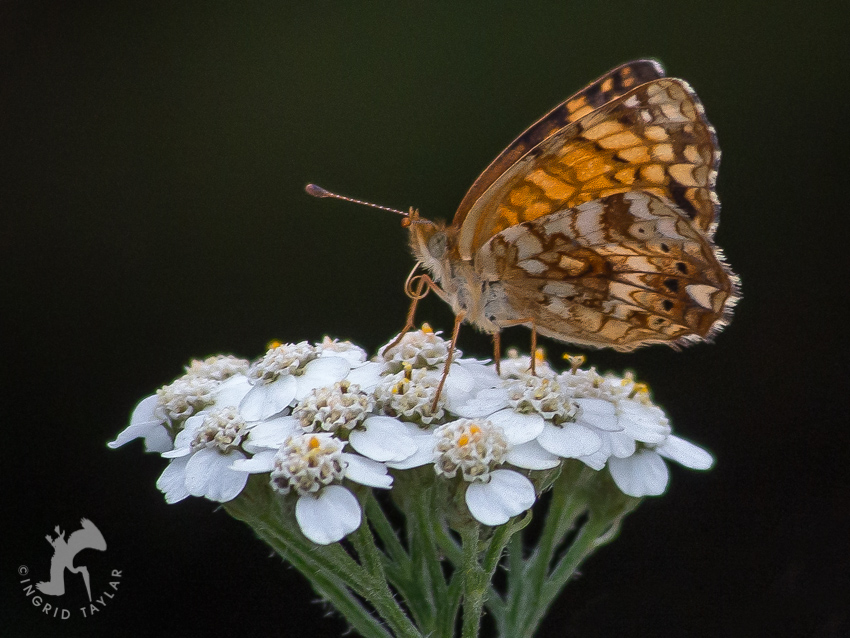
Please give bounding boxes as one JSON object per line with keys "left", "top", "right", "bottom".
{"left": 409, "top": 216, "right": 515, "bottom": 335}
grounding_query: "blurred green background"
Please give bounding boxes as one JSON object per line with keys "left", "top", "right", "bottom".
{"left": 3, "top": 2, "right": 847, "bottom": 636}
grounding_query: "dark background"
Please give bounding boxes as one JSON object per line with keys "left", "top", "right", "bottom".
{"left": 3, "top": 2, "right": 848, "bottom": 636}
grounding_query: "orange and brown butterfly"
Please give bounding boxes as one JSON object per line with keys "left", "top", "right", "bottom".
{"left": 309, "top": 59, "right": 739, "bottom": 358}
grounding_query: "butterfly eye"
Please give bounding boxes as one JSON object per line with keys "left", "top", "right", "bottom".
{"left": 427, "top": 233, "right": 448, "bottom": 259}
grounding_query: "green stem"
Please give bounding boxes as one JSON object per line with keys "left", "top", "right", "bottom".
{"left": 440, "top": 568, "right": 465, "bottom": 638}
{"left": 526, "top": 463, "right": 594, "bottom": 581}
{"left": 460, "top": 524, "right": 486, "bottom": 638}
{"left": 407, "top": 480, "right": 450, "bottom": 634}
{"left": 350, "top": 518, "right": 385, "bottom": 580}
{"left": 481, "top": 513, "right": 530, "bottom": 629}
{"left": 225, "top": 495, "right": 390, "bottom": 638}
{"left": 349, "top": 521, "right": 423, "bottom": 638}
{"left": 362, "top": 492, "right": 434, "bottom": 633}
{"left": 364, "top": 491, "right": 411, "bottom": 569}
{"left": 504, "top": 463, "right": 590, "bottom": 634}
{"left": 225, "top": 479, "right": 422, "bottom": 638}
{"left": 526, "top": 496, "right": 640, "bottom": 637}
{"left": 431, "top": 514, "right": 464, "bottom": 567}
{"left": 483, "top": 512, "right": 530, "bottom": 576}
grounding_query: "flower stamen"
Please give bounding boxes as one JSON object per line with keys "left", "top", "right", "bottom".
{"left": 270, "top": 433, "right": 346, "bottom": 496}
{"left": 190, "top": 407, "right": 248, "bottom": 454}
{"left": 434, "top": 419, "right": 508, "bottom": 482}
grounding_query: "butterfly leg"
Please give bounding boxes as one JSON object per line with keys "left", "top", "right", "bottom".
{"left": 382, "top": 264, "right": 442, "bottom": 354}
{"left": 493, "top": 331, "right": 502, "bottom": 376}
{"left": 530, "top": 323, "right": 538, "bottom": 375}
{"left": 493, "top": 318, "right": 539, "bottom": 375}
{"left": 431, "top": 310, "right": 466, "bottom": 412}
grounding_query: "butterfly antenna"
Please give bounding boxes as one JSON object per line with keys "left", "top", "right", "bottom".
{"left": 305, "top": 183, "right": 410, "bottom": 218}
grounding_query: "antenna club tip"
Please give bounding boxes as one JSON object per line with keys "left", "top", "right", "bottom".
{"left": 305, "top": 183, "right": 330, "bottom": 198}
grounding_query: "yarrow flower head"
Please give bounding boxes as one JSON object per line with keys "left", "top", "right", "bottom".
{"left": 108, "top": 354, "right": 252, "bottom": 453}
{"left": 184, "top": 354, "right": 250, "bottom": 381}
{"left": 235, "top": 430, "right": 393, "bottom": 545}
{"left": 426, "top": 417, "right": 545, "bottom": 526}
{"left": 379, "top": 325, "right": 457, "bottom": 371}
{"left": 189, "top": 406, "right": 249, "bottom": 453}
{"left": 271, "top": 432, "right": 347, "bottom": 495}
{"left": 249, "top": 341, "right": 318, "bottom": 381}
{"left": 239, "top": 340, "right": 351, "bottom": 421}
{"left": 433, "top": 418, "right": 508, "bottom": 481}
{"left": 375, "top": 365, "right": 446, "bottom": 425}
{"left": 499, "top": 347, "right": 555, "bottom": 379}
{"left": 293, "top": 380, "right": 374, "bottom": 433}
{"left": 155, "top": 375, "right": 216, "bottom": 422}
{"left": 156, "top": 405, "right": 258, "bottom": 504}
{"left": 113, "top": 333, "right": 715, "bottom": 543}
{"left": 505, "top": 374, "right": 576, "bottom": 423}
{"left": 316, "top": 336, "right": 368, "bottom": 366}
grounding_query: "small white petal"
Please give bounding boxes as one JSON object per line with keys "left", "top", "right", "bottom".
{"left": 244, "top": 416, "right": 300, "bottom": 451}
{"left": 575, "top": 398, "right": 621, "bottom": 431}
{"left": 142, "top": 427, "right": 176, "bottom": 453}
{"left": 505, "top": 440, "right": 560, "bottom": 470}
{"left": 109, "top": 419, "right": 172, "bottom": 452}
{"left": 107, "top": 420, "right": 163, "bottom": 450}
{"left": 156, "top": 455, "right": 191, "bottom": 504}
{"left": 345, "top": 362, "right": 384, "bottom": 391}
{"left": 456, "top": 360, "right": 501, "bottom": 388}
{"left": 184, "top": 448, "right": 248, "bottom": 502}
{"left": 608, "top": 431, "right": 637, "bottom": 458}
{"left": 110, "top": 395, "right": 173, "bottom": 452}
{"left": 161, "top": 445, "right": 192, "bottom": 459}
{"left": 240, "top": 375, "right": 297, "bottom": 421}
{"left": 656, "top": 435, "right": 714, "bottom": 470}
{"left": 349, "top": 417, "right": 418, "bottom": 462}
{"left": 576, "top": 434, "right": 615, "bottom": 470}
{"left": 130, "top": 394, "right": 159, "bottom": 424}
{"left": 180, "top": 413, "right": 206, "bottom": 436}
{"left": 295, "top": 486, "right": 361, "bottom": 545}
{"left": 487, "top": 409, "right": 544, "bottom": 445}
{"left": 230, "top": 449, "right": 277, "bottom": 473}
{"left": 294, "top": 357, "right": 350, "bottom": 399}
{"left": 341, "top": 453, "right": 393, "bottom": 489}
{"left": 538, "top": 422, "right": 602, "bottom": 458}
{"left": 466, "top": 470, "right": 535, "bottom": 526}
{"left": 608, "top": 450, "right": 669, "bottom": 497}
{"left": 161, "top": 415, "right": 203, "bottom": 457}
{"left": 617, "top": 402, "right": 670, "bottom": 443}
{"left": 319, "top": 346, "right": 367, "bottom": 365}
{"left": 385, "top": 426, "right": 436, "bottom": 469}
{"left": 443, "top": 362, "right": 475, "bottom": 394}
{"left": 211, "top": 375, "right": 253, "bottom": 408}
{"left": 447, "top": 388, "right": 509, "bottom": 418}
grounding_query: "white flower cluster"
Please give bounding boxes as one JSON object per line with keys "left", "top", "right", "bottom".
{"left": 110, "top": 329, "right": 713, "bottom": 544}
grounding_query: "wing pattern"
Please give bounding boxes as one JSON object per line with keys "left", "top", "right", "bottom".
{"left": 457, "top": 78, "right": 720, "bottom": 260}
{"left": 454, "top": 60, "right": 666, "bottom": 228}
{"left": 475, "top": 192, "right": 736, "bottom": 350}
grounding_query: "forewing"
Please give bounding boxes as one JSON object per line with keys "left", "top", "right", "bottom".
{"left": 455, "top": 60, "right": 666, "bottom": 230}
{"left": 457, "top": 78, "right": 720, "bottom": 260}
{"left": 476, "top": 193, "right": 738, "bottom": 351}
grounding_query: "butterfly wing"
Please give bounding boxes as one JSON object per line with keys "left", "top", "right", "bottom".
{"left": 475, "top": 192, "right": 738, "bottom": 351}
{"left": 456, "top": 76, "right": 720, "bottom": 261}
{"left": 455, "top": 60, "right": 666, "bottom": 228}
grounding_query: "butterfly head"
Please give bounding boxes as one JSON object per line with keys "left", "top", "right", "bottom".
{"left": 406, "top": 211, "right": 459, "bottom": 280}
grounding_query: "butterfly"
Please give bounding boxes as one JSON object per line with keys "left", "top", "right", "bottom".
{"left": 310, "top": 60, "right": 739, "bottom": 370}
